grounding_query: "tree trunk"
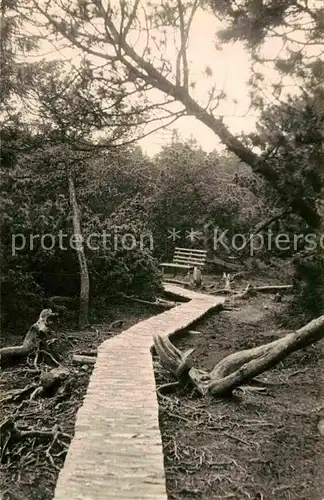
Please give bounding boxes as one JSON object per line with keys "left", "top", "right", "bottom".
{"left": 32, "top": 6, "right": 320, "bottom": 229}
{"left": 0, "top": 309, "right": 56, "bottom": 364}
{"left": 316, "top": 175, "right": 324, "bottom": 428}
{"left": 203, "top": 223, "right": 213, "bottom": 260}
{"left": 153, "top": 314, "right": 324, "bottom": 396}
{"left": 67, "top": 171, "right": 89, "bottom": 328}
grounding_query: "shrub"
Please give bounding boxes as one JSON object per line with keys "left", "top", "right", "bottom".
{"left": 287, "top": 254, "right": 324, "bottom": 325}
{"left": 1, "top": 268, "right": 44, "bottom": 332}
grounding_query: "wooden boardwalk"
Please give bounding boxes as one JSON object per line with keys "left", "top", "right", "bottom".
{"left": 53, "top": 285, "right": 225, "bottom": 500}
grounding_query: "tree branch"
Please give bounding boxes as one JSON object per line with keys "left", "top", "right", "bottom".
{"left": 120, "top": 0, "right": 140, "bottom": 42}
{"left": 30, "top": 1, "right": 321, "bottom": 228}
{"left": 176, "top": 0, "right": 189, "bottom": 90}
{"left": 154, "top": 314, "right": 324, "bottom": 396}
{"left": 246, "top": 207, "right": 290, "bottom": 247}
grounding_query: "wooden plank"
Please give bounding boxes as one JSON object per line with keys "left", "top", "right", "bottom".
{"left": 174, "top": 251, "right": 206, "bottom": 257}
{"left": 174, "top": 254, "right": 205, "bottom": 258}
{"left": 174, "top": 252, "right": 206, "bottom": 259}
{"left": 174, "top": 254, "right": 206, "bottom": 260}
{"left": 172, "top": 257, "right": 205, "bottom": 266}
{"left": 174, "top": 250, "right": 206, "bottom": 257}
{"left": 175, "top": 247, "right": 207, "bottom": 254}
{"left": 174, "top": 255, "right": 206, "bottom": 259}
{"left": 173, "top": 255, "right": 206, "bottom": 262}
{"left": 162, "top": 247, "right": 207, "bottom": 271}
{"left": 174, "top": 252, "right": 207, "bottom": 258}
{"left": 174, "top": 259, "right": 205, "bottom": 267}
{"left": 160, "top": 262, "right": 192, "bottom": 269}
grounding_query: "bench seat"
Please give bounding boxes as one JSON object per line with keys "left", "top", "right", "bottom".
{"left": 160, "top": 247, "right": 207, "bottom": 277}
{"left": 160, "top": 262, "right": 193, "bottom": 269}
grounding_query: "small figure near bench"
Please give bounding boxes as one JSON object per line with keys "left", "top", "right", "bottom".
{"left": 160, "top": 247, "right": 207, "bottom": 287}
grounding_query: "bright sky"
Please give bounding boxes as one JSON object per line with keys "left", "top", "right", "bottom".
{"left": 23, "top": 5, "right": 257, "bottom": 156}
{"left": 23, "top": 2, "right": 317, "bottom": 157}
{"left": 139, "top": 9, "right": 256, "bottom": 156}
{"left": 137, "top": 1, "right": 319, "bottom": 156}
{"left": 138, "top": 43, "right": 254, "bottom": 156}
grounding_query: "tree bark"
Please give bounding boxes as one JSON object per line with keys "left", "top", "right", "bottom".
{"left": 316, "top": 173, "right": 324, "bottom": 424}
{"left": 34, "top": 5, "right": 320, "bottom": 229}
{"left": 153, "top": 314, "right": 324, "bottom": 396}
{"left": 72, "top": 354, "right": 96, "bottom": 365}
{"left": 0, "top": 309, "right": 56, "bottom": 364}
{"left": 67, "top": 171, "right": 90, "bottom": 328}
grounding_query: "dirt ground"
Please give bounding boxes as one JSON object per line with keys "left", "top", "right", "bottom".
{"left": 0, "top": 302, "right": 157, "bottom": 500}
{"left": 155, "top": 293, "right": 324, "bottom": 500}
{"left": 1, "top": 280, "right": 323, "bottom": 500}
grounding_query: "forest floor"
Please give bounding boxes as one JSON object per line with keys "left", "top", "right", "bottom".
{"left": 155, "top": 277, "right": 324, "bottom": 500}
{"left": 0, "top": 301, "right": 157, "bottom": 500}
{"left": 1, "top": 275, "right": 323, "bottom": 500}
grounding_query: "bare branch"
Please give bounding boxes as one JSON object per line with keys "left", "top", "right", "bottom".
{"left": 72, "top": 110, "right": 185, "bottom": 150}
{"left": 246, "top": 207, "right": 290, "bottom": 247}
{"left": 120, "top": 0, "right": 140, "bottom": 42}
{"left": 176, "top": 0, "right": 188, "bottom": 89}
{"left": 28, "top": 1, "right": 321, "bottom": 227}
{"left": 31, "top": 1, "right": 117, "bottom": 62}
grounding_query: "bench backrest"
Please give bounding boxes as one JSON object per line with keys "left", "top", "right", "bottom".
{"left": 173, "top": 247, "right": 207, "bottom": 267}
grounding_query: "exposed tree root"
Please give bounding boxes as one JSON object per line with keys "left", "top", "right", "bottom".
{"left": 1, "top": 367, "right": 70, "bottom": 408}
{"left": 0, "top": 384, "right": 38, "bottom": 404}
{"left": 0, "top": 418, "right": 71, "bottom": 442}
{"left": 0, "top": 309, "right": 56, "bottom": 365}
{"left": 108, "top": 320, "right": 124, "bottom": 329}
{"left": 1, "top": 417, "right": 71, "bottom": 465}
{"left": 153, "top": 314, "right": 324, "bottom": 396}
{"left": 157, "top": 381, "right": 182, "bottom": 395}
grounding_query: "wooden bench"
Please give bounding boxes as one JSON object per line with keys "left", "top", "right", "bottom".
{"left": 160, "top": 247, "right": 207, "bottom": 278}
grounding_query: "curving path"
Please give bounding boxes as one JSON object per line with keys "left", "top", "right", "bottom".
{"left": 53, "top": 285, "right": 225, "bottom": 500}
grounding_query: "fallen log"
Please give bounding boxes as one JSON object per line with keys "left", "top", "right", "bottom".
{"left": 120, "top": 293, "right": 176, "bottom": 308}
{"left": 163, "top": 278, "right": 189, "bottom": 286}
{"left": 253, "top": 285, "right": 293, "bottom": 293}
{"left": 207, "top": 256, "right": 242, "bottom": 272}
{"left": 77, "top": 349, "right": 98, "bottom": 356}
{"left": 212, "top": 283, "right": 291, "bottom": 299}
{"left": 0, "top": 309, "right": 56, "bottom": 365}
{"left": 153, "top": 314, "right": 324, "bottom": 397}
{"left": 72, "top": 354, "right": 96, "bottom": 365}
